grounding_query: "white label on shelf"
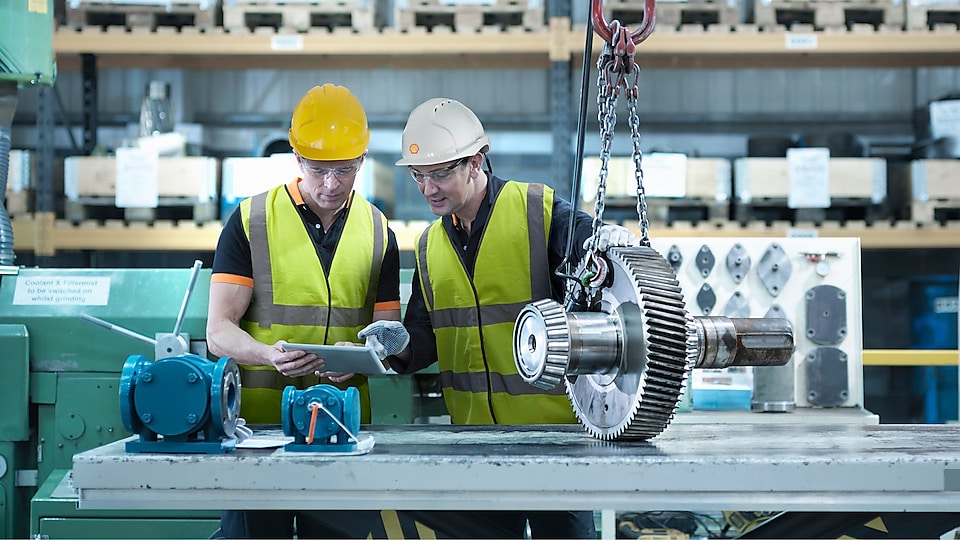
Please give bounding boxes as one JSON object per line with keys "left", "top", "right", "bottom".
{"left": 441, "top": 0, "right": 497, "bottom": 5}
{"left": 115, "top": 147, "right": 159, "bottom": 208}
{"left": 13, "top": 276, "right": 110, "bottom": 306}
{"left": 787, "top": 147, "right": 830, "bottom": 209}
{"left": 272, "top": 35, "right": 305, "bottom": 51}
{"left": 642, "top": 153, "right": 688, "bottom": 198}
{"left": 786, "top": 227, "right": 819, "bottom": 238}
{"left": 785, "top": 34, "right": 818, "bottom": 50}
{"left": 930, "top": 99, "right": 960, "bottom": 140}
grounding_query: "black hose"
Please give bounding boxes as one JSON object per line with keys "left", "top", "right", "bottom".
{"left": 558, "top": 7, "right": 595, "bottom": 285}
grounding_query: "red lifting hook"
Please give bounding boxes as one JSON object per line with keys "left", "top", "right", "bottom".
{"left": 590, "top": 0, "right": 657, "bottom": 45}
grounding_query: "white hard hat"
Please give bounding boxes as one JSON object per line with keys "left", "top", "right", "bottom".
{"left": 396, "top": 98, "right": 490, "bottom": 166}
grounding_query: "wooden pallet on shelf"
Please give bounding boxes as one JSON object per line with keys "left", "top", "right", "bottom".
{"left": 63, "top": 155, "right": 220, "bottom": 225}
{"left": 394, "top": 0, "right": 545, "bottom": 34}
{"left": 753, "top": 0, "right": 906, "bottom": 29}
{"left": 595, "top": 196, "right": 730, "bottom": 225}
{"left": 733, "top": 197, "right": 889, "bottom": 225}
{"left": 906, "top": 0, "right": 960, "bottom": 29}
{"left": 11, "top": 214, "right": 224, "bottom": 256}
{"left": 10, "top": 214, "right": 960, "bottom": 254}
{"left": 222, "top": 0, "right": 375, "bottom": 32}
{"left": 65, "top": 0, "right": 217, "bottom": 30}
{"left": 599, "top": 0, "right": 742, "bottom": 30}
{"left": 64, "top": 197, "right": 219, "bottom": 224}
{"left": 909, "top": 159, "right": 960, "bottom": 225}
{"left": 733, "top": 157, "right": 889, "bottom": 225}
{"left": 4, "top": 191, "right": 34, "bottom": 218}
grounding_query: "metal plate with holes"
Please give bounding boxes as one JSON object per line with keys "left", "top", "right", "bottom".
{"left": 695, "top": 245, "right": 715, "bottom": 278}
{"left": 725, "top": 243, "right": 751, "bottom": 284}
{"left": 648, "top": 236, "right": 863, "bottom": 410}
{"left": 667, "top": 245, "right": 683, "bottom": 273}
{"left": 805, "top": 285, "right": 848, "bottom": 346}
{"left": 757, "top": 243, "right": 791, "bottom": 297}
{"left": 806, "top": 347, "right": 849, "bottom": 407}
{"left": 723, "top": 291, "right": 750, "bottom": 317}
{"left": 697, "top": 282, "right": 717, "bottom": 315}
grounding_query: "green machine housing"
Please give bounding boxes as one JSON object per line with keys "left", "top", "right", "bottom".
{"left": 0, "top": 267, "right": 220, "bottom": 538}
{"left": 0, "top": 266, "right": 446, "bottom": 538}
{"left": 0, "top": 0, "right": 57, "bottom": 85}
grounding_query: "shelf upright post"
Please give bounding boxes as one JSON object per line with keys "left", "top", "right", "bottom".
{"left": 35, "top": 85, "right": 54, "bottom": 215}
{"left": 82, "top": 54, "right": 98, "bottom": 155}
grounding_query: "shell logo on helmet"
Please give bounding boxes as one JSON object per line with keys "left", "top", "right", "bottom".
{"left": 288, "top": 84, "right": 370, "bottom": 162}
{"left": 396, "top": 98, "right": 490, "bottom": 167}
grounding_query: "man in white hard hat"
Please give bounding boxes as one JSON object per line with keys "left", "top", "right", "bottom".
{"left": 357, "top": 97, "right": 635, "bottom": 538}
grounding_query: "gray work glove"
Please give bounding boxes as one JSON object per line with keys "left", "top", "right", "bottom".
{"left": 358, "top": 321, "right": 410, "bottom": 360}
{"left": 583, "top": 224, "right": 638, "bottom": 252}
{"left": 234, "top": 417, "right": 253, "bottom": 443}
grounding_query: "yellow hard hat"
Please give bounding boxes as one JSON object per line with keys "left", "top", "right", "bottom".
{"left": 396, "top": 98, "right": 490, "bottom": 166}
{"left": 288, "top": 84, "right": 370, "bottom": 161}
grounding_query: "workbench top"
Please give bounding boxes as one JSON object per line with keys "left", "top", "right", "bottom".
{"left": 72, "top": 422, "right": 960, "bottom": 513}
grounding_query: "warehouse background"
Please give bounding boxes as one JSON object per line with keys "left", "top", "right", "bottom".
{"left": 6, "top": 0, "right": 960, "bottom": 426}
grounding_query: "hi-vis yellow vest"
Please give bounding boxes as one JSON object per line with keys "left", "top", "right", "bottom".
{"left": 238, "top": 181, "right": 387, "bottom": 424}
{"left": 415, "top": 181, "right": 576, "bottom": 425}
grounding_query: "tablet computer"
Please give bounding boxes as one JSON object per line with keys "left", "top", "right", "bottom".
{"left": 284, "top": 343, "right": 393, "bottom": 376}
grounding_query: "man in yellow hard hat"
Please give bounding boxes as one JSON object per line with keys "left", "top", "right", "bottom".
{"left": 207, "top": 84, "right": 401, "bottom": 538}
{"left": 356, "top": 97, "right": 637, "bottom": 538}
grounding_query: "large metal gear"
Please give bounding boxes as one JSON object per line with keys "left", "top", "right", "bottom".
{"left": 514, "top": 246, "right": 795, "bottom": 441}
{"left": 571, "top": 246, "right": 691, "bottom": 440}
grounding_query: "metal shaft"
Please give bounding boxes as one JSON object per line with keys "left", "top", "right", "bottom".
{"left": 692, "top": 316, "right": 794, "bottom": 369}
{"left": 564, "top": 311, "right": 622, "bottom": 376}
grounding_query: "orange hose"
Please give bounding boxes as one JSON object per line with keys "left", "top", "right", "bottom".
{"left": 306, "top": 403, "right": 320, "bottom": 444}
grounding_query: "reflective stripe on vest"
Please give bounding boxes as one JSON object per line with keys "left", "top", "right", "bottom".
{"left": 416, "top": 181, "right": 576, "bottom": 425}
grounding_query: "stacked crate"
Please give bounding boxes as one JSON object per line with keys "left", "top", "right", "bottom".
{"left": 4, "top": 150, "right": 33, "bottom": 217}
{"left": 753, "top": 0, "right": 906, "bottom": 30}
{"left": 220, "top": 154, "right": 396, "bottom": 221}
{"left": 906, "top": 0, "right": 960, "bottom": 29}
{"left": 64, "top": 155, "right": 219, "bottom": 223}
{"left": 64, "top": 0, "right": 217, "bottom": 30}
{"left": 581, "top": 155, "right": 731, "bottom": 225}
{"left": 733, "top": 156, "right": 887, "bottom": 225}
{"left": 909, "top": 159, "right": 960, "bottom": 224}
{"left": 593, "top": 0, "right": 741, "bottom": 30}
{"left": 394, "top": 0, "right": 545, "bottom": 33}
{"left": 222, "top": 0, "right": 376, "bottom": 32}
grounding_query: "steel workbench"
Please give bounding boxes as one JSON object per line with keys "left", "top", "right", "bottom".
{"left": 72, "top": 422, "right": 960, "bottom": 513}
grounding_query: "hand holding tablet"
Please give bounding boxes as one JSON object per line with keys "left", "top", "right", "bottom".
{"left": 284, "top": 343, "right": 395, "bottom": 376}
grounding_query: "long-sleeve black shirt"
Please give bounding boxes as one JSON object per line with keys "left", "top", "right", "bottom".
{"left": 392, "top": 175, "right": 594, "bottom": 374}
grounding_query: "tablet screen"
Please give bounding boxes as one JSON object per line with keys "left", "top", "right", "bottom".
{"left": 284, "top": 343, "right": 392, "bottom": 376}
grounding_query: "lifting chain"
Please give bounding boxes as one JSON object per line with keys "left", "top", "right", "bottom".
{"left": 587, "top": 0, "right": 657, "bottom": 251}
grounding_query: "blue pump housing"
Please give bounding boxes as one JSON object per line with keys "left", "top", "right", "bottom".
{"left": 281, "top": 384, "right": 360, "bottom": 452}
{"left": 119, "top": 354, "right": 241, "bottom": 453}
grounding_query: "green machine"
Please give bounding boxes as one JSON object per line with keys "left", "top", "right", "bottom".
{"left": 0, "top": 263, "right": 444, "bottom": 538}
{"left": 0, "top": 266, "right": 221, "bottom": 539}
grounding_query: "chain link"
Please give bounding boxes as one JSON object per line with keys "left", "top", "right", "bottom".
{"left": 589, "top": 31, "right": 649, "bottom": 251}
{"left": 627, "top": 96, "right": 650, "bottom": 246}
{"left": 590, "top": 43, "right": 618, "bottom": 253}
